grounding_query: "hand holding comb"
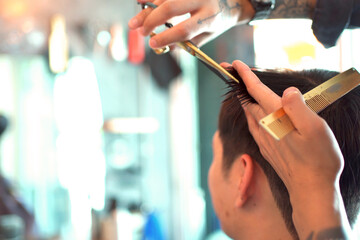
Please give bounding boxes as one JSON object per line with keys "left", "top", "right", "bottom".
{"left": 260, "top": 68, "right": 360, "bottom": 140}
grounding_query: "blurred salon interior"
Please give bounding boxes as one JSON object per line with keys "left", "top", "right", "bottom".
{"left": 0, "top": 0, "right": 359, "bottom": 239}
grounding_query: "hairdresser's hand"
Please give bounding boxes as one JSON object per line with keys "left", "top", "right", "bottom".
{"left": 128, "top": 0, "right": 255, "bottom": 49}
{"left": 232, "top": 60, "right": 344, "bottom": 194}
{"left": 227, "top": 60, "right": 351, "bottom": 240}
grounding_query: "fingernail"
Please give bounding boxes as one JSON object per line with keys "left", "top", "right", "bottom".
{"left": 128, "top": 18, "right": 139, "bottom": 28}
{"left": 284, "top": 89, "right": 300, "bottom": 97}
{"left": 149, "top": 38, "right": 158, "bottom": 48}
{"left": 232, "top": 60, "right": 250, "bottom": 71}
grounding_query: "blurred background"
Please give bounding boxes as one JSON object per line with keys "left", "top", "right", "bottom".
{"left": 0, "top": 0, "right": 359, "bottom": 239}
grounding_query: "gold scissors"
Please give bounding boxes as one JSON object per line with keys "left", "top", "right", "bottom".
{"left": 141, "top": 2, "right": 239, "bottom": 84}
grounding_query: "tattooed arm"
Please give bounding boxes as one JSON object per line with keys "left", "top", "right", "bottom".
{"left": 129, "top": 0, "right": 359, "bottom": 48}
{"left": 128, "top": 0, "right": 317, "bottom": 48}
{"left": 128, "top": 0, "right": 255, "bottom": 48}
{"left": 291, "top": 186, "right": 353, "bottom": 240}
{"left": 269, "top": 0, "right": 316, "bottom": 19}
{"left": 307, "top": 227, "right": 351, "bottom": 240}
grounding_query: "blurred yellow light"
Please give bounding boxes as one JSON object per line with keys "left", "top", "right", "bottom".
{"left": 49, "top": 14, "right": 69, "bottom": 74}
{"left": 283, "top": 42, "right": 316, "bottom": 65}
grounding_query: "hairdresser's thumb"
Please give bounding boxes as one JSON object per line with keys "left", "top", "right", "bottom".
{"left": 282, "top": 87, "right": 318, "bottom": 133}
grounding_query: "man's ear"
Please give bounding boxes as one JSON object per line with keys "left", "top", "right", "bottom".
{"left": 234, "top": 154, "right": 254, "bottom": 208}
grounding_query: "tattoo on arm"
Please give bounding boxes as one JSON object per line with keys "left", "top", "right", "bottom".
{"left": 198, "top": 0, "right": 241, "bottom": 24}
{"left": 306, "top": 226, "right": 350, "bottom": 240}
{"left": 269, "top": 0, "right": 314, "bottom": 19}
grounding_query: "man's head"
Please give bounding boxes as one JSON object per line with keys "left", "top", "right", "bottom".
{"left": 208, "top": 68, "right": 360, "bottom": 239}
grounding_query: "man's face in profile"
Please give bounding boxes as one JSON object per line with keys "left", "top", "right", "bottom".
{"left": 207, "top": 130, "right": 292, "bottom": 240}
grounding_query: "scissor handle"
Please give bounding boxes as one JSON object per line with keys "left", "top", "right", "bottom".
{"left": 140, "top": 2, "right": 239, "bottom": 83}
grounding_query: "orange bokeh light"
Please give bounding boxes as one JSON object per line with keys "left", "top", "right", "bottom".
{"left": 0, "top": 0, "right": 28, "bottom": 18}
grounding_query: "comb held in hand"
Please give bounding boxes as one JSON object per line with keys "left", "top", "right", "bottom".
{"left": 260, "top": 68, "right": 360, "bottom": 140}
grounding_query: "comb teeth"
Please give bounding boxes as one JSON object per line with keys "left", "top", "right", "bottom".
{"left": 305, "top": 94, "right": 330, "bottom": 113}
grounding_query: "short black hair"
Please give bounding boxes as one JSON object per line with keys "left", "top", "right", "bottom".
{"left": 218, "top": 67, "right": 360, "bottom": 240}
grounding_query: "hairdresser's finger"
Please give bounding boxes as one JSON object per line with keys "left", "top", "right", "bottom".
{"left": 243, "top": 102, "right": 267, "bottom": 123}
{"left": 129, "top": 7, "right": 153, "bottom": 29}
{"left": 282, "top": 87, "right": 321, "bottom": 135}
{"left": 168, "top": 35, "right": 208, "bottom": 52}
{"left": 232, "top": 60, "right": 281, "bottom": 113}
{"left": 141, "top": 0, "right": 202, "bottom": 37}
{"left": 148, "top": 14, "right": 207, "bottom": 48}
{"left": 128, "top": 0, "right": 166, "bottom": 30}
{"left": 243, "top": 106, "right": 261, "bottom": 141}
{"left": 244, "top": 106, "right": 277, "bottom": 163}
{"left": 190, "top": 32, "right": 215, "bottom": 47}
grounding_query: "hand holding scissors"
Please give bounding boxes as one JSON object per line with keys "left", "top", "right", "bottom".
{"left": 128, "top": 0, "right": 254, "bottom": 49}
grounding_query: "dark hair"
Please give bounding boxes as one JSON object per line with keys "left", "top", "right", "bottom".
{"left": 218, "top": 68, "right": 360, "bottom": 240}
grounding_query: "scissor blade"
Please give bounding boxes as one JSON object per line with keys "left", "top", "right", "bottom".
{"left": 180, "top": 41, "right": 239, "bottom": 83}
{"left": 196, "top": 52, "right": 239, "bottom": 83}
{"left": 176, "top": 41, "right": 196, "bottom": 56}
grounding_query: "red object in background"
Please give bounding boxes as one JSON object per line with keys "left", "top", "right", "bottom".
{"left": 128, "top": 29, "right": 145, "bottom": 64}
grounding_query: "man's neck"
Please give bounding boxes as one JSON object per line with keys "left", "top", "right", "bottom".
{"left": 232, "top": 174, "right": 295, "bottom": 240}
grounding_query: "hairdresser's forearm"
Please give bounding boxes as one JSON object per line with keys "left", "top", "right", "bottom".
{"left": 236, "top": 0, "right": 317, "bottom": 23}
{"left": 290, "top": 185, "right": 353, "bottom": 240}
{"left": 268, "top": 0, "right": 317, "bottom": 19}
